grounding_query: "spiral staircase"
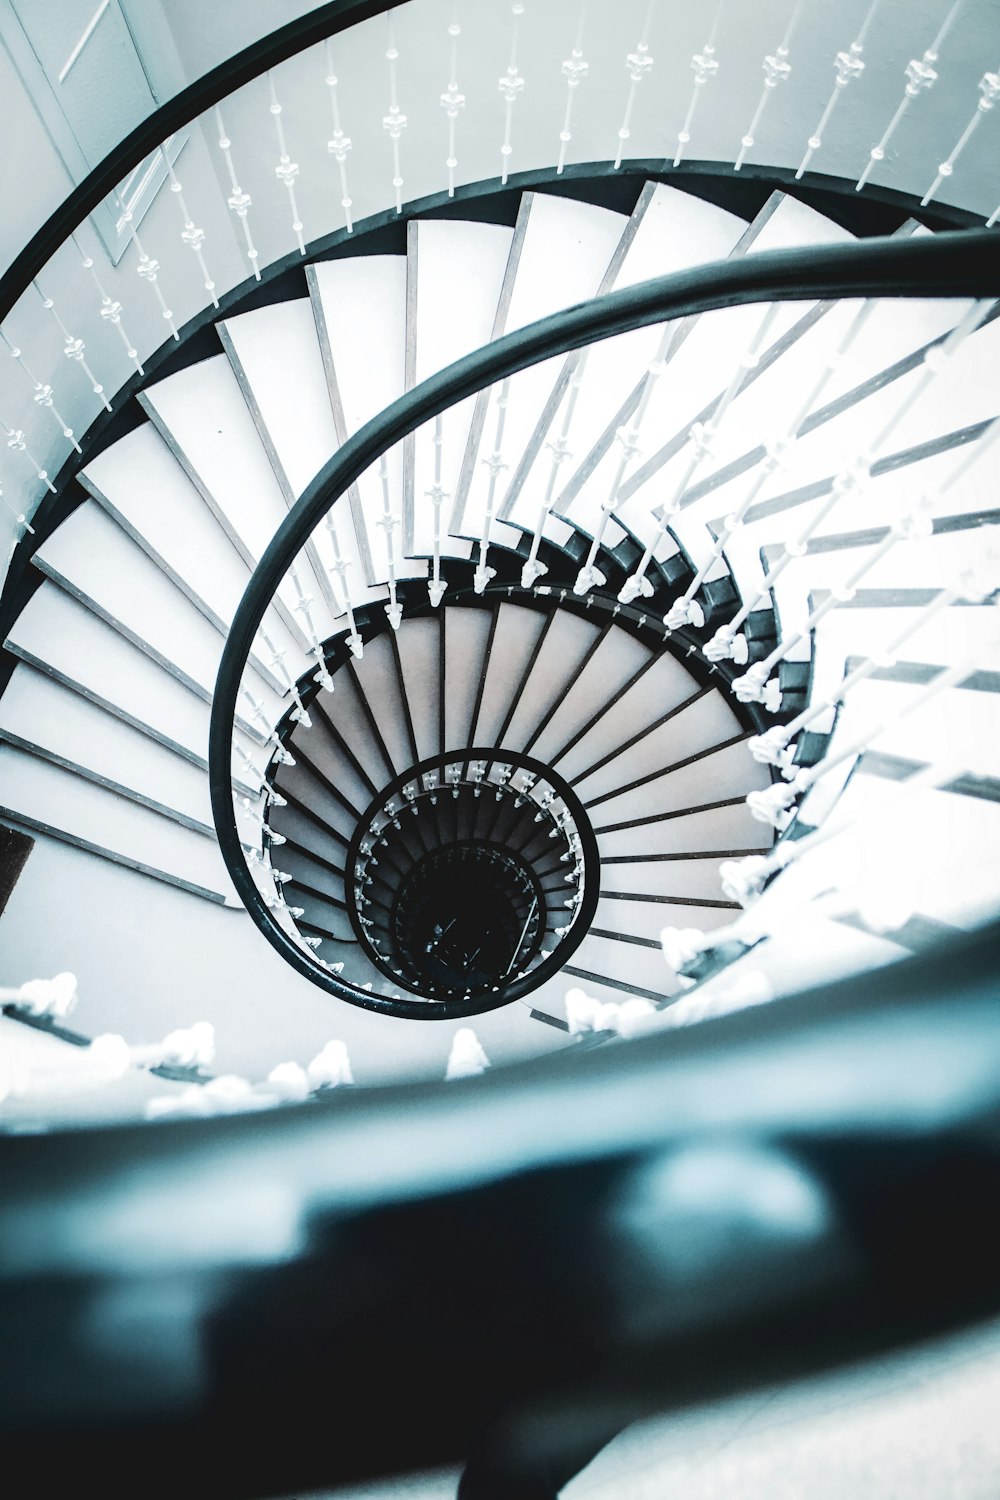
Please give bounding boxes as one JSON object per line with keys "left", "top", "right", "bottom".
{"left": 1, "top": 1, "right": 999, "bottom": 1492}
{"left": 2, "top": 171, "right": 997, "bottom": 1117}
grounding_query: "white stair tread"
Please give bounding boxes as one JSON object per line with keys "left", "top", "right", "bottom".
{"left": 584, "top": 738, "right": 767, "bottom": 827}
{"left": 410, "top": 220, "right": 513, "bottom": 556}
{"left": 0, "top": 746, "right": 237, "bottom": 903}
{"left": 555, "top": 650, "right": 703, "bottom": 784}
{"left": 595, "top": 799, "right": 766, "bottom": 858}
{"left": 503, "top": 182, "right": 747, "bottom": 532}
{"left": 816, "top": 676, "right": 1000, "bottom": 780}
{"left": 809, "top": 603, "right": 1000, "bottom": 711}
{"left": 0, "top": 666, "right": 213, "bottom": 830}
{"left": 560, "top": 194, "right": 853, "bottom": 542}
{"left": 34, "top": 503, "right": 227, "bottom": 699}
{"left": 572, "top": 930, "right": 680, "bottom": 997}
{"left": 80, "top": 421, "right": 251, "bottom": 631}
{"left": 455, "top": 191, "right": 628, "bottom": 536}
{"left": 499, "top": 610, "right": 603, "bottom": 751}
{"left": 309, "top": 255, "right": 407, "bottom": 436}
{"left": 716, "top": 446, "right": 998, "bottom": 609}
{"left": 349, "top": 631, "right": 415, "bottom": 774}
{"left": 573, "top": 688, "right": 745, "bottom": 803}
{"left": 530, "top": 626, "right": 653, "bottom": 767}
{"left": 394, "top": 615, "right": 440, "bottom": 762}
{"left": 140, "top": 354, "right": 293, "bottom": 565}
{"left": 219, "top": 298, "right": 339, "bottom": 503}
{"left": 4, "top": 582, "right": 210, "bottom": 764}
{"left": 595, "top": 894, "right": 737, "bottom": 945}
{"left": 469, "top": 603, "right": 547, "bottom": 746}
{"left": 778, "top": 772, "right": 1000, "bottom": 929}
{"left": 444, "top": 606, "right": 493, "bottom": 749}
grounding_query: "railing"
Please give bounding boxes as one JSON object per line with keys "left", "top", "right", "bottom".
{"left": 2, "top": 0, "right": 999, "bottom": 561}
{"left": 208, "top": 228, "right": 1000, "bottom": 1007}
{"left": 2, "top": 913, "right": 999, "bottom": 1494}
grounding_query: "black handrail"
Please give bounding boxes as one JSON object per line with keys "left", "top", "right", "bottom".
{"left": 209, "top": 228, "right": 1000, "bottom": 1004}
{"left": 1, "top": 914, "right": 998, "bottom": 1496}
{"left": 0, "top": 0, "right": 407, "bottom": 323}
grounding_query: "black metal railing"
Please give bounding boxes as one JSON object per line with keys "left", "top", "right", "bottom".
{"left": 1, "top": 914, "right": 998, "bottom": 1496}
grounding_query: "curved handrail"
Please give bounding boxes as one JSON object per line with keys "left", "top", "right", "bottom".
{"left": 1, "top": 913, "right": 998, "bottom": 1494}
{"left": 209, "top": 228, "right": 1000, "bottom": 1003}
{"left": 0, "top": 0, "right": 406, "bottom": 323}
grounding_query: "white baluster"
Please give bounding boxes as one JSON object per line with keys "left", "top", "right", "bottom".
{"left": 324, "top": 512, "right": 363, "bottom": 656}
{"left": 735, "top": 0, "right": 803, "bottom": 172}
{"left": 614, "top": 0, "right": 656, "bottom": 170}
{"left": 383, "top": 12, "right": 408, "bottom": 214}
{"left": 796, "top": 0, "right": 883, "bottom": 179}
{"left": 446, "top": 1027, "right": 490, "bottom": 1079}
{"left": 856, "top": 0, "right": 964, "bottom": 192}
{"left": 70, "top": 232, "right": 144, "bottom": 375}
{"left": 732, "top": 506, "right": 935, "bottom": 714}
{"left": 729, "top": 299, "right": 990, "bottom": 702}
{"left": 475, "top": 379, "right": 508, "bottom": 593}
{"left": 0, "top": 971, "right": 77, "bottom": 1019}
{"left": 0, "top": 480, "right": 33, "bottom": 540}
{"left": 749, "top": 583, "right": 969, "bottom": 774}
{"left": 267, "top": 72, "right": 305, "bottom": 256}
{"left": 324, "top": 40, "right": 354, "bottom": 232}
{"left": 0, "top": 478, "right": 34, "bottom": 541}
{"left": 674, "top": 0, "right": 725, "bottom": 169}
{"left": 378, "top": 453, "right": 402, "bottom": 627}
{"left": 1, "top": 410, "right": 53, "bottom": 494}
{"left": 308, "top": 1040, "right": 355, "bottom": 1088}
{"left": 1, "top": 332, "right": 81, "bottom": 452}
{"left": 748, "top": 647, "right": 991, "bottom": 833}
{"left": 702, "top": 299, "right": 878, "bottom": 661}
{"left": 921, "top": 68, "right": 1000, "bottom": 206}
{"left": 427, "top": 414, "right": 448, "bottom": 605}
{"left": 164, "top": 150, "right": 219, "bottom": 307}
{"left": 721, "top": 758, "right": 968, "bottom": 908}
{"left": 32, "top": 278, "right": 111, "bottom": 412}
{"left": 521, "top": 353, "right": 586, "bottom": 587}
{"left": 645, "top": 303, "right": 781, "bottom": 623}
{"left": 557, "top": 6, "right": 588, "bottom": 174}
{"left": 214, "top": 102, "right": 261, "bottom": 279}
{"left": 113, "top": 191, "right": 179, "bottom": 340}
{"left": 440, "top": 2, "right": 465, "bottom": 197}
{"left": 499, "top": 3, "right": 526, "bottom": 185}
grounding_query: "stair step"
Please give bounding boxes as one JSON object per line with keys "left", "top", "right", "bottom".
{"left": 497, "top": 608, "right": 603, "bottom": 751}
{"left": 572, "top": 930, "right": 681, "bottom": 999}
{"left": 573, "top": 689, "right": 746, "bottom": 803}
{"left": 33, "top": 503, "right": 229, "bottom": 701}
{"left": 583, "top": 736, "right": 768, "bottom": 828}
{"left": 4, "top": 582, "right": 211, "bottom": 767}
{"left": 563, "top": 193, "right": 853, "bottom": 550}
{"left": 308, "top": 254, "right": 415, "bottom": 589}
{"left": 407, "top": 220, "right": 513, "bottom": 558}
{"left": 453, "top": 191, "right": 628, "bottom": 541}
{"left": 79, "top": 421, "right": 253, "bottom": 634}
{"left": 503, "top": 181, "right": 747, "bottom": 537}
{"left": 554, "top": 649, "right": 703, "bottom": 784}
{"left": 0, "top": 746, "right": 237, "bottom": 904}
{"left": 0, "top": 665, "right": 214, "bottom": 832}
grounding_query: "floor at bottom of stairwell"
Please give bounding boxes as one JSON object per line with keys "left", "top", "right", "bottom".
{"left": 290, "top": 1312, "right": 1000, "bottom": 1499}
